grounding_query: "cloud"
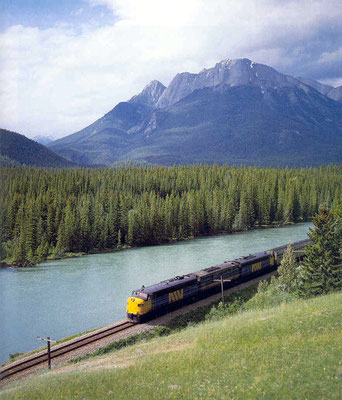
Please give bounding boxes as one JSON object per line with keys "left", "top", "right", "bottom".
{"left": 1, "top": 0, "right": 341, "bottom": 138}
{"left": 71, "top": 8, "right": 84, "bottom": 17}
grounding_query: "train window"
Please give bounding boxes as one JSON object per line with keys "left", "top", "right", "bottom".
{"left": 138, "top": 292, "right": 149, "bottom": 300}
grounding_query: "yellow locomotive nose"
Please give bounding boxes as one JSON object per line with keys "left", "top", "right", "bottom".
{"left": 126, "top": 297, "right": 152, "bottom": 316}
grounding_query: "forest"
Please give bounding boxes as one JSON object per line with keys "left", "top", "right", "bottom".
{"left": 0, "top": 164, "right": 341, "bottom": 267}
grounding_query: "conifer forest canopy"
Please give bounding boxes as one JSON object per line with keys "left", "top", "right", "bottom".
{"left": 1, "top": 165, "right": 341, "bottom": 267}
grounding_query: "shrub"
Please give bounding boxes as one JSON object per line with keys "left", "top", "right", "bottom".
{"left": 244, "top": 283, "right": 296, "bottom": 311}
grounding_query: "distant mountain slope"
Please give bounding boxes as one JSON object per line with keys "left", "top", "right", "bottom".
{"left": 126, "top": 84, "right": 342, "bottom": 166}
{"left": 48, "top": 80, "right": 166, "bottom": 165}
{"left": 48, "top": 58, "right": 342, "bottom": 167}
{"left": 297, "top": 77, "right": 342, "bottom": 103}
{"left": 49, "top": 101, "right": 153, "bottom": 165}
{"left": 328, "top": 86, "right": 342, "bottom": 102}
{"left": 0, "top": 129, "right": 77, "bottom": 167}
{"left": 33, "top": 135, "right": 55, "bottom": 145}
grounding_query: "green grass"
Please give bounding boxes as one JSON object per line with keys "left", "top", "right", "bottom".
{"left": 1, "top": 292, "right": 341, "bottom": 399}
{"left": 69, "top": 326, "right": 172, "bottom": 364}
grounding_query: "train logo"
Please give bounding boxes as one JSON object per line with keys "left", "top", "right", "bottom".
{"left": 169, "top": 289, "right": 184, "bottom": 303}
{"left": 252, "top": 261, "right": 262, "bottom": 272}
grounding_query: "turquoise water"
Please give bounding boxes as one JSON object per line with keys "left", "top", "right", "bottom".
{"left": 0, "top": 222, "right": 312, "bottom": 363}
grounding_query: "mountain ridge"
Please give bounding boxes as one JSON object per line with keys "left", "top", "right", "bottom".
{"left": 0, "top": 129, "right": 77, "bottom": 167}
{"left": 156, "top": 58, "right": 312, "bottom": 109}
{"left": 48, "top": 58, "right": 342, "bottom": 167}
{"left": 297, "top": 77, "right": 342, "bottom": 103}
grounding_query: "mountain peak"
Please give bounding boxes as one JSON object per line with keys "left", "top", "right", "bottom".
{"left": 146, "top": 80, "right": 165, "bottom": 88}
{"left": 156, "top": 57, "right": 309, "bottom": 108}
{"left": 129, "top": 80, "right": 166, "bottom": 108}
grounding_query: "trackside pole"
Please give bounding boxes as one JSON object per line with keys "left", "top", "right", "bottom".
{"left": 47, "top": 337, "right": 51, "bottom": 369}
{"left": 214, "top": 276, "right": 226, "bottom": 306}
{"left": 37, "top": 336, "right": 56, "bottom": 369}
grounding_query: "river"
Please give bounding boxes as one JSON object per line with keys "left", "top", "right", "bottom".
{"left": 0, "top": 222, "right": 312, "bottom": 363}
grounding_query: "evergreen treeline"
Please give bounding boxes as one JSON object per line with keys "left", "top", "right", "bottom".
{"left": 1, "top": 165, "right": 341, "bottom": 267}
{"left": 0, "top": 129, "right": 75, "bottom": 168}
{"left": 247, "top": 203, "right": 342, "bottom": 306}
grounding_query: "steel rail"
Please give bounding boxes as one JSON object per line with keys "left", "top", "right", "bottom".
{"left": 0, "top": 320, "right": 133, "bottom": 380}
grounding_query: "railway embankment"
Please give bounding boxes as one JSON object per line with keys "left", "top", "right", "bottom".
{"left": 1, "top": 290, "right": 341, "bottom": 399}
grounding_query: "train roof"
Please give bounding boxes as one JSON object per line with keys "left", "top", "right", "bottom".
{"left": 268, "top": 238, "right": 311, "bottom": 253}
{"left": 131, "top": 238, "right": 310, "bottom": 298}
{"left": 134, "top": 251, "right": 271, "bottom": 296}
{"left": 136, "top": 274, "right": 197, "bottom": 296}
{"left": 192, "top": 251, "right": 269, "bottom": 277}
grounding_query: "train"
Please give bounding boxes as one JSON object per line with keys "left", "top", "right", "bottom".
{"left": 126, "top": 238, "right": 311, "bottom": 323}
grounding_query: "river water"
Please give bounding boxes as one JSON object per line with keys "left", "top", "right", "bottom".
{"left": 0, "top": 222, "right": 312, "bottom": 363}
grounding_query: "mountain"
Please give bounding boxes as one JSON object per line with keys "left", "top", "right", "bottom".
{"left": 130, "top": 80, "right": 166, "bottom": 107}
{"left": 48, "top": 58, "right": 342, "bottom": 167}
{"left": 49, "top": 80, "right": 164, "bottom": 165}
{"left": 156, "top": 59, "right": 311, "bottom": 108}
{"left": 297, "top": 77, "right": 342, "bottom": 103}
{"left": 33, "top": 135, "right": 55, "bottom": 145}
{"left": 328, "top": 86, "right": 342, "bottom": 102}
{"left": 0, "top": 129, "right": 77, "bottom": 167}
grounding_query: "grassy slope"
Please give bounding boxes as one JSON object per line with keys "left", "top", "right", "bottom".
{"left": 1, "top": 292, "right": 341, "bottom": 399}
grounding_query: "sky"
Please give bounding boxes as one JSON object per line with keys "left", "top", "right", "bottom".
{"left": 0, "top": 0, "right": 341, "bottom": 139}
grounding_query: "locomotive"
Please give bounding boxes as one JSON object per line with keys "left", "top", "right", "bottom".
{"left": 126, "top": 238, "right": 310, "bottom": 323}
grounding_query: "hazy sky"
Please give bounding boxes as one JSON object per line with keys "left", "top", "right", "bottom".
{"left": 1, "top": 0, "right": 341, "bottom": 139}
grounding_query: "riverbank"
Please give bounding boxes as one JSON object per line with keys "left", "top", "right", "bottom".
{"left": 1, "top": 221, "right": 300, "bottom": 268}
{"left": 1, "top": 290, "right": 340, "bottom": 399}
{"left": 0, "top": 221, "right": 312, "bottom": 364}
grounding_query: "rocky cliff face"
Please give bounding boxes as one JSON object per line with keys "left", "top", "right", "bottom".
{"left": 156, "top": 58, "right": 311, "bottom": 108}
{"left": 129, "top": 80, "right": 166, "bottom": 108}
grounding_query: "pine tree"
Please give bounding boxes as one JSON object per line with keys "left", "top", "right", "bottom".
{"left": 333, "top": 200, "right": 342, "bottom": 250}
{"left": 234, "top": 192, "right": 250, "bottom": 230}
{"left": 298, "top": 205, "right": 342, "bottom": 297}
{"left": 79, "top": 198, "right": 91, "bottom": 251}
{"left": 277, "top": 242, "right": 298, "bottom": 293}
{"left": 117, "top": 229, "right": 122, "bottom": 247}
{"left": 13, "top": 222, "right": 31, "bottom": 266}
{"left": 127, "top": 209, "right": 136, "bottom": 246}
{"left": 56, "top": 220, "right": 66, "bottom": 255}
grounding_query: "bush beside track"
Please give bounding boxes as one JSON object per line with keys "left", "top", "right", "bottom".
{"left": 1, "top": 291, "right": 341, "bottom": 399}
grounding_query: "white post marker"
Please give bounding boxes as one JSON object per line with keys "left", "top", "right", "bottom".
{"left": 214, "top": 275, "right": 233, "bottom": 307}
{"left": 37, "top": 337, "right": 57, "bottom": 369}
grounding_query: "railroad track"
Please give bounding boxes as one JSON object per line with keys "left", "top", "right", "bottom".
{"left": 0, "top": 271, "right": 278, "bottom": 382}
{"left": 0, "top": 320, "right": 133, "bottom": 381}
{"left": 0, "top": 252, "right": 300, "bottom": 383}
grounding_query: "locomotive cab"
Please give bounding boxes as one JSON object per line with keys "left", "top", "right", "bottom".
{"left": 127, "top": 290, "right": 152, "bottom": 323}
